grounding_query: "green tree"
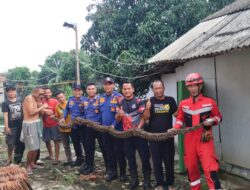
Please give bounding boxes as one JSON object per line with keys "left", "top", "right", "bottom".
{"left": 6, "top": 66, "right": 31, "bottom": 82}
{"left": 81, "top": 0, "right": 234, "bottom": 95}
{"left": 38, "top": 50, "right": 94, "bottom": 92}
{"left": 38, "top": 51, "right": 71, "bottom": 85}
{"left": 5, "top": 66, "right": 32, "bottom": 99}
{"left": 30, "top": 70, "right": 39, "bottom": 81}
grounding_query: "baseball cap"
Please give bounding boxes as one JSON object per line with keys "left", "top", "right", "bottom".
{"left": 103, "top": 77, "right": 114, "bottom": 84}
{"left": 5, "top": 85, "right": 16, "bottom": 92}
{"left": 72, "top": 84, "right": 82, "bottom": 90}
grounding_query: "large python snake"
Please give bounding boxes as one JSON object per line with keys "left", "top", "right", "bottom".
{"left": 73, "top": 117, "right": 204, "bottom": 141}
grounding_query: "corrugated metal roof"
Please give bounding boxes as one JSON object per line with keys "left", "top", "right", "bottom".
{"left": 148, "top": 8, "right": 250, "bottom": 65}
{"left": 204, "top": 0, "right": 250, "bottom": 21}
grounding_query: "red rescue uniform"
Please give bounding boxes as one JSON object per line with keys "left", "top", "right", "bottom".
{"left": 174, "top": 94, "right": 222, "bottom": 190}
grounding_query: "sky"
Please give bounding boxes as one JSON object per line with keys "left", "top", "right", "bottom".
{"left": 0, "top": 0, "right": 97, "bottom": 72}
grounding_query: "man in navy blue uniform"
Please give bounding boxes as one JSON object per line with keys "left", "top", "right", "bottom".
{"left": 116, "top": 81, "right": 151, "bottom": 190}
{"left": 99, "top": 77, "right": 127, "bottom": 182}
{"left": 61, "top": 84, "right": 86, "bottom": 167}
{"left": 79, "top": 83, "right": 107, "bottom": 175}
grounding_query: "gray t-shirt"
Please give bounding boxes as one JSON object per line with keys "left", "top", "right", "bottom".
{"left": 2, "top": 98, "right": 23, "bottom": 128}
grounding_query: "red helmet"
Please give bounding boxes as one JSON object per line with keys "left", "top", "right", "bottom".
{"left": 185, "top": 73, "right": 204, "bottom": 86}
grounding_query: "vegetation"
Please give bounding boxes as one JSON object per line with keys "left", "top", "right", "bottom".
{"left": 81, "top": 0, "right": 234, "bottom": 95}
{"left": 4, "top": 0, "right": 234, "bottom": 95}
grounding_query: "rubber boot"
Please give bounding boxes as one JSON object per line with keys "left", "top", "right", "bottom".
{"left": 120, "top": 169, "right": 127, "bottom": 182}
{"left": 79, "top": 163, "right": 89, "bottom": 174}
{"left": 82, "top": 165, "right": 94, "bottom": 175}
{"left": 143, "top": 171, "right": 151, "bottom": 190}
{"left": 129, "top": 170, "right": 139, "bottom": 190}
{"left": 106, "top": 169, "right": 118, "bottom": 182}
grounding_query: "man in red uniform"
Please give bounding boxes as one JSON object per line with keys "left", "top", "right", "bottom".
{"left": 169, "top": 73, "right": 222, "bottom": 190}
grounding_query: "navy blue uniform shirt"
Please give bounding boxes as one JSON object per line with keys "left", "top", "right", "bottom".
{"left": 64, "top": 96, "right": 85, "bottom": 129}
{"left": 83, "top": 96, "right": 101, "bottom": 123}
{"left": 99, "top": 91, "right": 123, "bottom": 130}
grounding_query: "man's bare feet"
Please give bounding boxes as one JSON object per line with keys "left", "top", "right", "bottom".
{"left": 26, "top": 167, "right": 33, "bottom": 175}
{"left": 32, "top": 164, "right": 44, "bottom": 169}
{"left": 6, "top": 159, "right": 12, "bottom": 165}
{"left": 43, "top": 156, "right": 52, "bottom": 160}
{"left": 52, "top": 160, "right": 60, "bottom": 165}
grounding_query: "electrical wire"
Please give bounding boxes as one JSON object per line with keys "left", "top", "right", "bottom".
{"left": 1, "top": 53, "right": 158, "bottom": 86}
{"left": 82, "top": 36, "right": 155, "bottom": 66}
{"left": 25, "top": 80, "right": 77, "bottom": 88}
{"left": 81, "top": 61, "right": 160, "bottom": 79}
{"left": 4, "top": 72, "right": 55, "bottom": 82}
{"left": 3, "top": 53, "right": 74, "bottom": 83}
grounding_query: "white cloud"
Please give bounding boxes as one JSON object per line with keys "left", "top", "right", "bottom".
{"left": 0, "top": 0, "right": 96, "bottom": 72}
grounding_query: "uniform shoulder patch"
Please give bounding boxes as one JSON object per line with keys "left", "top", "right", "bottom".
{"left": 110, "top": 98, "right": 117, "bottom": 104}
{"left": 100, "top": 97, "right": 105, "bottom": 103}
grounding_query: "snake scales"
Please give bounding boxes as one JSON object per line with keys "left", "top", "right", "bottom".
{"left": 74, "top": 117, "right": 204, "bottom": 141}
{"left": 52, "top": 116, "right": 204, "bottom": 141}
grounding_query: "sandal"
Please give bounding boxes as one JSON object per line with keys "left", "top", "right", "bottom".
{"left": 36, "top": 159, "right": 45, "bottom": 165}
{"left": 52, "top": 160, "right": 60, "bottom": 165}
{"left": 33, "top": 164, "right": 44, "bottom": 169}
{"left": 26, "top": 169, "right": 33, "bottom": 175}
{"left": 43, "top": 156, "right": 52, "bottom": 160}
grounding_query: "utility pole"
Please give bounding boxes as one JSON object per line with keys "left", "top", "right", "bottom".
{"left": 63, "top": 22, "right": 81, "bottom": 85}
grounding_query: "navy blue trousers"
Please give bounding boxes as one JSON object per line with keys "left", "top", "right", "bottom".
{"left": 14, "top": 126, "right": 25, "bottom": 164}
{"left": 70, "top": 125, "right": 87, "bottom": 159}
{"left": 102, "top": 133, "right": 127, "bottom": 174}
{"left": 85, "top": 127, "right": 107, "bottom": 167}
{"left": 124, "top": 137, "right": 151, "bottom": 174}
{"left": 150, "top": 139, "right": 175, "bottom": 186}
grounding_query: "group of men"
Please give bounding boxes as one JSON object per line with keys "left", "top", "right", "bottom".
{"left": 2, "top": 73, "right": 222, "bottom": 190}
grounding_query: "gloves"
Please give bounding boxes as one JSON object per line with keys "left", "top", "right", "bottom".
{"left": 203, "top": 118, "right": 215, "bottom": 127}
{"left": 201, "top": 129, "right": 213, "bottom": 142}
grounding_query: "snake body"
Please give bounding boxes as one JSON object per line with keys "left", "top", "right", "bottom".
{"left": 74, "top": 117, "right": 204, "bottom": 141}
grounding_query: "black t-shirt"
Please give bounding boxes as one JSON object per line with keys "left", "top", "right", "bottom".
{"left": 1, "top": 98, "right": 23, "bottom": 128}
{"left": 120, "top": 97, "right": 145, "bottom": 130}
{"left": 149, "top": 96, "right": 177, "bottom": 133}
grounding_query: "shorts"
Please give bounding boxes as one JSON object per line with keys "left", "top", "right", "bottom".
{"left": 42, "top": 126, "right": 61, "bottom": 142}
{"left": 21, "top": 120, "right": 41, "bottom": 151}
{"left": 5, "top": 127, "right": 21, "bottom": 149}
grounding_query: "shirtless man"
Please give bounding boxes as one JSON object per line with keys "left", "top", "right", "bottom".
{"left": 22, "top": 87, "right": 48, "bottom": 175}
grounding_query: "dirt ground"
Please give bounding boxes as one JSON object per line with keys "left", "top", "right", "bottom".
{"left": 0, "top": 136, "right": 250, "bottom": 190}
